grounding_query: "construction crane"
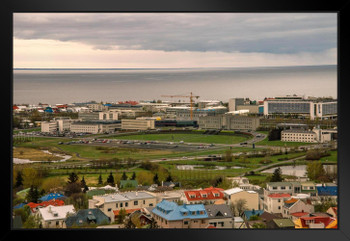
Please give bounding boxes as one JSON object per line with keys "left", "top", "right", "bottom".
{"left": 161, "top": 92, "right": 200, "bottom": 120}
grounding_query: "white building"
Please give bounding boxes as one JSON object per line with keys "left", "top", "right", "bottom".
{"left": 223, "top": 188, "right": 259, "bottom": 211}
{"left": 121, "top": 119, "right": 155, "bottom": 130}
{"left": 37, "top": 205, "right": 75, "bottom": 228}
{"left": 88, "top": 191, "right": 157, "bottom": 222}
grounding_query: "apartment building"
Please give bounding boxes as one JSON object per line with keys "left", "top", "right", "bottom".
{"left": 121, "top": 119, "right": 155, "bottom": 130}
{"left": 88, "top": 191, "right": 157, "bottom": 222}
{"left": 223, "top": 188, "right": 259, "bottom": 211}
{"left": 150, "top": 200, "right": 209, "bottom": 228}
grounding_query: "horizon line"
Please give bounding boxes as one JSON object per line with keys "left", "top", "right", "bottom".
{"left": 13, "top": 64, "right": 336, "bottom": 70}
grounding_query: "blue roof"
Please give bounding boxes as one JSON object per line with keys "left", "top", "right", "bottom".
{"left": 13, "top": 203, "right": 27, "bottom": 209}
{"left": 316, "top": 186, "right": 337, "bottom": 196}
{"left": 243, "top": 209, "right": 264, "bottom": 220}
{"left": 39, "top": 193, "right": 65, "bottom": 201}
{"left": 152, "top": 200, "right": 208, "bottom": 221}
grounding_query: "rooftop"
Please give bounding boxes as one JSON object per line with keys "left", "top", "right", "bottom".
{"left": 152, "top": 200, "right": 208, "bottom": 221}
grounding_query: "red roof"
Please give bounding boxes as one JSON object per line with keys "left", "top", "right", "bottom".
{"left": 184, "top": 187, "right": 224, "bottom": 201}
{"left": 13, "top": 106, "right": 19, "bottom": 110}
{"left": 207, "top": 225, "right": 216, "bottom": 229}
{"left": 299, "top": 216, "right": 336, "bottom": 228}
{"left": 113, "top": 208, "right": 141, "bottom": 216}
{"left": 268, "top": 193, "right": 291, "bottom": 198}
{"left": 291, "top": 212, "right": 309, "bottom": 217}
{"left": 26, "top": 199, "right": 65, "bottom": 212}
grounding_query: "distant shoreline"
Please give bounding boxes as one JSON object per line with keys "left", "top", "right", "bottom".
{"left": 13, "top": 65, "right": 336, "bottom": 71}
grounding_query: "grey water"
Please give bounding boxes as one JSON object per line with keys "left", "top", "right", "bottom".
{"left": 13, "top": 65, "right": 337, "bottom": 105}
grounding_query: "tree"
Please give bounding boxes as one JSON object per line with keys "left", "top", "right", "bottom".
{"left": 117, "top": 208, "right": 127, "bottom": 224}
{"left": 252, "top": 223, "right": 266, "bottom": 229}
{"left": 153, "top": 173, "right": 160, "bottom": 185}
{"left": 81, "top": 176, "right": 89, "bottom": 193}
{"left": 67, "top": 172, "right": 79, "bottom": 184}
{"left": 306, "top": 161, "right": 326, "bottom": 181}
{"left": 121, "top": 172, "right": 128, "bottom": 180}
{"left": 26, "top": 185, "right": 40, "bottom": 203}
{"left": 64, "top": 183, "right": 82, "bottom": 197}
{"left": 166, "top": 174, "right": 173, "bottom": 182}
{"left": 15, "top": 171, "right": 24, "bottom": 188}
{"left": 270, "top": 167, "right": 283, "bottom": 182}
{"left": 98, "top": 174, "right": 103, "bottom": 185}
{"left": 131, "top": 172, "right": 136, "bottom": 180}
{"left": 235, "top": 199, "right": 248, "bottom": 216}
{"left": 23, "top": 214, "right": 42, "bottom": 228}
{"left": 65, "top": 193, "right": 88, "bottom": 210}
{"left": 107, "top": 172, "right": 115, "bottom": 186}
{"left": 136, "top": 171, "right": 153, "bottom": 186}
{"left": 224, "top": 149, "right": 233, "bottom": 162}
{"left": 41, "top": 176, "right": 65, "bottom": 193}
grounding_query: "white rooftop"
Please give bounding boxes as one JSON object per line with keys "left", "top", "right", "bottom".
{"left": 38, "top": 205, "right": 75, "bottom": 221}
{"left": 223, "top": 188, "right": 244, "bottom": 195}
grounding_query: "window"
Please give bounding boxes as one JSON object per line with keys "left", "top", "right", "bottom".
{"left": 125, "top": 202, "right": 128, "bottom": 207}
{"left": 108, "top": 208, "right": 112, "bottom": 212}
{"left": 134, "top": 201, "right": 138, "bottom": 205}
{"left": 272, "top": 187, "right": 277, "bottom": 190}
{"left": 184, "top": 221, "right": 189, "bottom": 225}
{"left": 116, "top": 203, "right": 118, "bottom": 208}
{"left": 120, "top": 203, "right": 123, "bottom": 208}
{"left": 191, "top": 211, "right": 196, "bottom": 215}
{"left": 278, "top": 199, "right": 281, "bottom": 203}
{"left": 281, "top": 186, "right": 286, "bottom": 190}
{"left": 143, "top": 200, "right": 146, "bottom": 204}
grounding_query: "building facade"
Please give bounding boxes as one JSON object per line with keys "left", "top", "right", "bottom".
{"left": 121, "top": 119, "right": 155, "bottom": 130}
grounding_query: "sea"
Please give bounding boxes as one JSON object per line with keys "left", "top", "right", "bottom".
{"left": 13, "top": 65, "right": 337, "bottom": 105}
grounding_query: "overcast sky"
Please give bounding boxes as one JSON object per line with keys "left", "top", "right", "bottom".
{"left": 13, "top": 13, "right": 337, "bottom": 68}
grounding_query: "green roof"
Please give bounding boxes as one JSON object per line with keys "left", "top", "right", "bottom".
{"left": 16, "top": 188, "right": 30, "bottom": 198}
{"left": 273, "top": 219, "right": 295, "bottom": 228}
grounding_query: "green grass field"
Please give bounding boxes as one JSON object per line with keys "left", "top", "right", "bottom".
{"left": 107, "top": 133, "right": 250, "bottom": 145}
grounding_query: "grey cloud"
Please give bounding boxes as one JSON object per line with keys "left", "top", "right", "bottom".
{"left": 13, "top": 13, "right": 337, "bottom": 54}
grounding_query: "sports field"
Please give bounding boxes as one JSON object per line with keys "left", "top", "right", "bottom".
{"left": 108, "top": 133, "right": 250, "bottom": 145}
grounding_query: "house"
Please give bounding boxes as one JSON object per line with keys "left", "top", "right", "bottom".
{"left": 294, "top": 216, "right": 337, "bottom": 229}
{"left": 152, "top": 191, "right": 183, "bottom": 203}
{"left": 150, "top": 200, "right": 209, "bottom": 228}
{"left": 264, "top": 193, "right": 291, "bottom": 213}
{"left": 88, "top": 191, "right": 157, "bottom": 222}
{"left": 37, "top": 205, "right": 75, "bottom": 228}
{"left": 13, "top": 203, "right": 27, "bottom": 210}
{"left": 300, "top": 182, "right": 317, "bottom": 197}
{"left": 316, "top": 184, "right": 337, "bottom": 201}
{"left": 39, "top": 193, "right": 65, "bottom": 202}
{"left": 162, "top": 181, "right": 181, "bottom": 188}
{"left": 227, "top": 177, "right": 261, "bottom": 191}
{"left": 238, "top": 211, "right": 283, "bottom": 229}
{"left": 282, "top": 198, "right": 314, "bottom": 218}
{"left": 204, "top": 204, "right": 234, "bottom": 228}
{"left": 223, "top": 188, "right": 259, "bottom": 211}
{"left": 290, "top": 212, "right": 310, "bottom": 221}
{"left": 182, "top": 187, "right": 225, "bottom": 204}
{"left": 267, "top": 218, "right": 295, "bottom": 229}
{"left": 27, "top": 199, "right": 65, "bottom": 213}
{"left": 264, "top": 182, "right": 301, "bottom": 197}
{"left": 119, "top": 180, "right": 138, "bottom": 189}
{"left": 326, "top": 207, "right": 337, "bottom": 218}
{"left": 65, "top": 208, "right": 110, "bottom": 228}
